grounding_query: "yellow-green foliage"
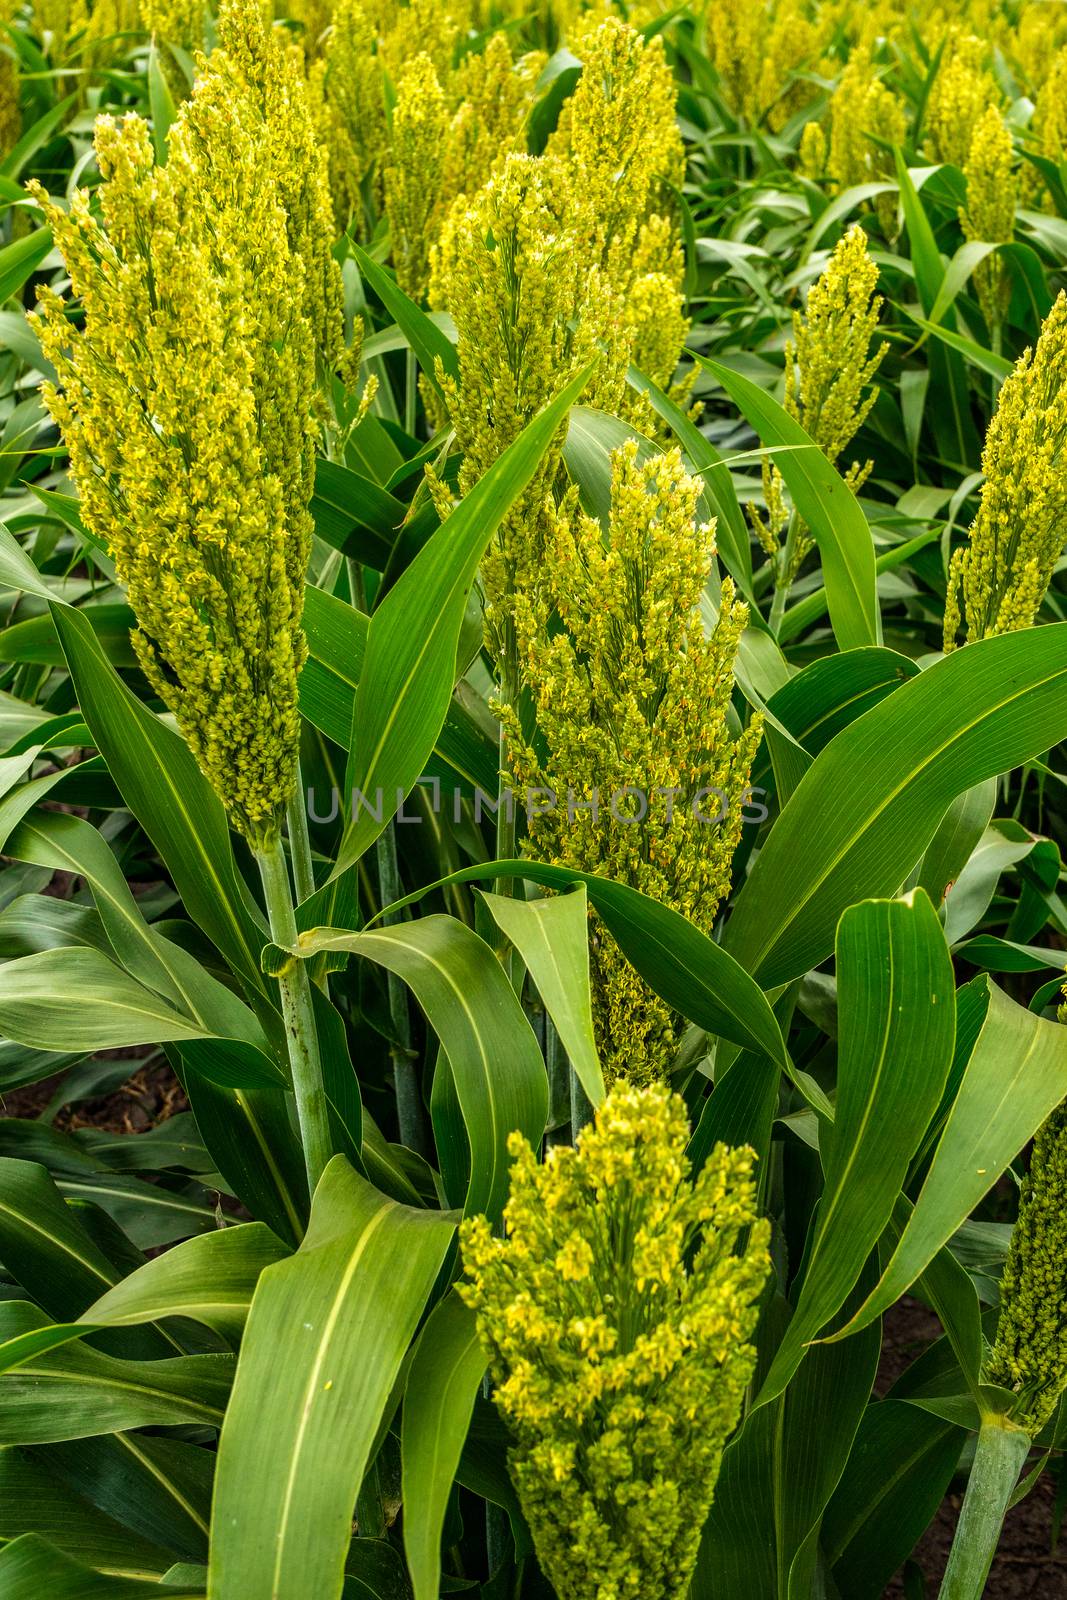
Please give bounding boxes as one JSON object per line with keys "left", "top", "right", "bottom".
{"left": 141, "top": 0, "right": 203, "bottom": 50}
{"left": 552, "top": 16, "right": 689, "bottom": 405}
{"left": 925, "top": 30, "right": 1000, "bottom": 168}
{"left": 945, "top": 292, "right": 1067, "bottom": 645}
{"left": 826, "top": 46, "right": 906, "bottom": 234}
{"left": 216, "top": 0, "right": 343, "bottom": 373}
{"left": 30, "top": 51, "right": 321, "bottom": 844}
{"left": 442, "top": 33, "right": 545, "bottom": 210}
{"left": 431, "top": 150, "right": 627, "bottom": 672}
{"left": 307, "top": 0, "right": 385, "bottom": 231}
{"left": 504, "top": 443, "right": 762, "bottom": 1085}
{"left": 0, "top": 48, "right": 19, "bottom": 157}
{"left": 1025, "top": 46, "right": 1067, "bottom": 199}
{"left": 384, "top": 53, "right": 449, "bottom": 301}
{"left": 755, "top": 225, "right": 886, "bottom": 575}
{"left": 960, "top": 104, "right": 1015, "bottom": 330}
{"left": 461, "top": 1081, "right": 770, "bottom": 1600}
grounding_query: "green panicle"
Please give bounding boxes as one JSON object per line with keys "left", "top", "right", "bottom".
{"left": 944, "top": 291, "right": 1067, "bottom": 647}
{"left": 504, "top": 441, "right": 763, "bottom": 1085}
{"left": 460, "top": 1081, "right": 770, "bottom": 1600}
{"left": 30, "top": 48, "right": 320, "bottom": 845}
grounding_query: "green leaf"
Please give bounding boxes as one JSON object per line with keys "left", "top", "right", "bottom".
{"left": 0, "top": 520, "right": 57, "bottom": 601}
{"left": 626, "top": 364, "right": 755, "bottom": 599}
{"left": 30, "top": 1434, "right": 213, "bottom": 1568}
{"left": 0, "top": 1536, "right": 206, "bottom": 1598}
{"left": 823, "top": 1401, "right": 963, "bottom": 1600}
{"left": 286, "top": 916, "right": 548, "bottom": 1220}
{"left": 0, "top": 1158, "right": 118, "bottom": 1319}
{"left": 367, "top": 859, "right": 828, "bottom": 1115}
{"left": 209, "top": 1157, "right": 455, "bottom": 1600}
{"left": 699, "top": 356, "right": 881, "bottom": 651}
{"left": 334, "top": 364, "right": 594, "bottom": 877}
{"left": 479, "top": 886, "right": 606, "bottom": 1109}
{"left": 0, "top": 1302, "right": 232, "bottom": 1443}
{"left": 725, "top": 625, "right": 1067, "bottom": 986}
{"left": 52, "top": 605, "right": 269, "bottom": 997}
{"left": 147, "top": 43, "right": 178, "bottom": 163}
{"left": 350, "top": 243, "right": 459, "bottom": 393}
{"left": 0, "top": 947, "right": 215, "bottom": 1052}
{"left": 755, "top": 891, "right": 956, "bottom": 1407}
{"left": 300, "top": 585, "right": 497, "bottom": 797}
{"left": 0, "top": 226, "right": 52, "bottom": 303}
{"left": 834, "top": 979, "right": 1067, "bottom": 1339}
{"left": 895, "top": 156, "right": 979, "bottom": 467}
{"left": 0, "top": 1448, "right": 176, "bottom": 1578}
{"left": 402, "top": 1290, "right": 487, "bottom": 1600}
{"left": 4, "top": 811, "right": 282, "bottom": 1084}
{"left": 81, "top": 1222, "right": 290, "bottom": 1345}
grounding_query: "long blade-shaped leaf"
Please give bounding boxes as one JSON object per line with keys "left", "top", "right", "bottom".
{"left": 479, "top": 887, "right": 606, "bottom": 1108}
{"left": 402, "top": 1290, "right": 488, "bottom": 1600}
{"left": 834, "top": 979, "right": 1067, "bottom": 1338}
{"left": 699, "top": 357, "right": 881, "bottom": 651}
{"left": 335, "top": 365, "right": 594, "bottom": 876}
{"left": 209, "top": 1157, "right": 455, "bottom": 1600}
{"left": 725, "top": 625, "right": 1067, "bottom": 986}
{"left": 755, "top": 891, "right": 955, "bottom": 1406}
{"left": 278, "top": 916, "right": 548, "bottom": 1219}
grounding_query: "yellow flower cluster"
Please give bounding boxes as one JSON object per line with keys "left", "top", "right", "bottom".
{"left": 306, "top": 0, "right": 385, "bottom": 231}
{"left": 548, "top": 15, "right": 689, "bottom": 410}
{"left": 960, "top": 105, "right": 1015, "bottom": 332}
{"left": 217, "top": 0, "right": 343, "bottom": 375}
{"left": 1025, "top": 47, "right": 1067, "bottom": 203}
{"left": 141, "top": 0, "right": 203, "bottom": 53}
{"left": 706, "top": 0, "right": 826, "bottom": 128}
{"left": 925, "top": 31, "right": 1000, "bottom": 169}
{"left": 944, "top": 292, "right": 1067, "bottom": 646}
{"left": 460, "top": 1081, "right": 770, "bottom": 1600}
{"left": 431, "top": 16, "right": 690, "bottom": 680}
{"left": 755, "top": 224, "right": 886, "bottom": 580}
{"left": 30, "top": 21, "right": 323, "bottom": 845}
{"left": 432, "top": 151, "right": 626, "bottom": 676}
{"left": 0, "top": 47, "right": 19, "bottom": 158}
{"left": 503, "top": 442, "right": 763, "bottom": 1084}
{"left": 385, "top": 54, "right": 449, "bottom": 301}
{"left": 825, "top": 47, "right": 905, "bottom": 235}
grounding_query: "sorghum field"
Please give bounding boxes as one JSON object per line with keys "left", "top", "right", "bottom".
{"left": 0, "top": 0, "right": 1065, "bottom": 1594}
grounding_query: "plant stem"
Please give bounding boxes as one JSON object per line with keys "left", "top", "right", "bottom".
{"left": 286, "top": 753, "right": 317, "bottom": 910}
{"left": 404, "top": 345, "right": 417, "bottom": 438}
{"left": 376, "top": 822, "right": 427, "bottom": 1154}
{"left": 769, "top": 510, "right": 800, "bottom": 635}
{"left": 257, "top": 834, "right": 333, "bottom": 1194}
{"left": 939, "top": 1416, "right": 1030, "bottom": 1600}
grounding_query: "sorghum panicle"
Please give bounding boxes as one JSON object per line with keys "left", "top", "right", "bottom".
{"left": 461, "top": 1081, "right": 770, "bottom": 1600}
{"left": 31, "top": 50, "right": 319, "bottom": 844}
{"left": 944, "top": 291, "right": 1067, "bottom": 646}
{"left": 504, "top": 442, "right": 763, "bottom": 1084}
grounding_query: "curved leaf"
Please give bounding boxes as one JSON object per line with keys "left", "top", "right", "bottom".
{"left": 209, "top": 1157, "right": 455, "bottom": 1600}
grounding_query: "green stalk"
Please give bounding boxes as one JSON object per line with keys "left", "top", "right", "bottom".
{"left": 404, "top": 345, "right": 417, "bottom": 438}
{"left": 286, "top": 753, "right": 317, "bottom": 911}
{"left": 257, "top": 835, "right": 333, "bottom": 1193}
{"left": 939, "top": 1416, "right": 1030, "bottom": 1600}
{"left": 376, "top": 822, "right": 427, "bottom": 1155}
{"left": 769, "top": 509, "right": 801, "bottom": 635}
